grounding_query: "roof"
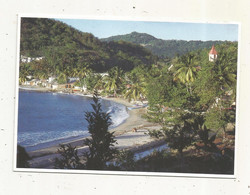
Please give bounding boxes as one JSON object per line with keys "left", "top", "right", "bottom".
{"left": 209, "top": 45, "right": 218, "bottom": 55}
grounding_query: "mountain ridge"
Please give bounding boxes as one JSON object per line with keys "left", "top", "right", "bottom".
{"left": 101, "top": 31, "right": 230, "bottom": 58}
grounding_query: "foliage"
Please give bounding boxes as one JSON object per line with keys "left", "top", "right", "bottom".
{"left": 111, "top": 150, "right": 136, "bottom": 171}
{"left": 84, "top": 73, "right": 103, "bottom": 92}
{"left": 17, "top": 145, "right": 31, "bottom": 168}
{"left": 123, "top": 66, "right": 149, "bottom": 102}
{"left": 146, "top": 42, "right": 237, "bottom": 165}
{"left": 103, "top": 67, "right": 124, "bottom": 96}
{"left": 197, "top": 125, "right": 217, "bottom": 152}
{"left": 54, "top": 144, "right": 84, "bottom": 169}
{"left": 83, "top": 91, "right": 117, "bottom": 170}
{"left": 20, "top": 18, "right": 156, "bottom": 79}
{"left": 101, "top": 31, "right": 226, "bottom": 58}
{"left": 163, "top": 112, "right": 197, "bottom": 156}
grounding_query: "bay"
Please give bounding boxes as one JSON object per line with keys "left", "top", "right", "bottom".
{"left": 17, "top": 90, "right": 129, "bottom": 151}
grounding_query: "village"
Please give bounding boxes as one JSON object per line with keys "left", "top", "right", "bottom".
{"left": 17, "top": 17, "right": 237, "bottom": 174}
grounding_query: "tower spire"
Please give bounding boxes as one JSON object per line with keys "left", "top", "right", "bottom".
{"left": 209, "top": 45, "right": 218, "bottom": 62}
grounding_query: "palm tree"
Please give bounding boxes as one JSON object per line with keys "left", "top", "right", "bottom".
{"left": 19, "top": 63, "right": 31, "bottom": 84}
{"left": 173, "top": 54, "right": 198, "bottom": 93}
{"left": 78, "top": 66, "right": 91, "bottom": 79}
{"left": 123, "top": 70, "right": 147, "bottom": 102}
{"left": 215, "top": 53, "right": 236, "bottom": 92}
{"left": 57, "top": 72, "right": 67, "bottom": 84}
{"left": 103, "top": 67, "right": 124, "bottom": 97}
{"left": 124, "top": 82, "right": 146, "bottom": 102}
{"left": 71, "top": 67, "right": 79, "bottom": 78}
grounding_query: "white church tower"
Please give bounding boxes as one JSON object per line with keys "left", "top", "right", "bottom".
{"left": 209, "top": 45, "right": 218, "bottom": 62}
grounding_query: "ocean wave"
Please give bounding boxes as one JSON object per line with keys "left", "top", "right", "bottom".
{"left": 107, "top": 103, "right": 129, "bottom": 129}
{"left": 18, "top": 91, "right": 129, "bottom": 152}
{"left": 18, "top": 130, "right": 89, "bottom": 152}
{"left": 17, "top": 103, "right": 129, "bottom": 152}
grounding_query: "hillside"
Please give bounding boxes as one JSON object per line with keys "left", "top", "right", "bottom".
{"left": 20, "top": 18, "right": 156, "bottom": 73}
{"left": 101, "top": 32, "right": 227, "bottom": 58}
{"left": 101, "top": 31, "right": 159, "bottom": 45}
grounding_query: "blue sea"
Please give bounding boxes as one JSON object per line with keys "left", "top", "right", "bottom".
{"left": 17, "top": 90, "right": 129, "bottom": 152}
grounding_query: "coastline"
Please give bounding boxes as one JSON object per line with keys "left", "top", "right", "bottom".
{"left": 18, "top": 85, "right": 163, "bottom": 168}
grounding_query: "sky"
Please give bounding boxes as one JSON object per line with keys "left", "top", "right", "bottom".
{"left": 56, "top": 18, "right": 238, "bottom": 41}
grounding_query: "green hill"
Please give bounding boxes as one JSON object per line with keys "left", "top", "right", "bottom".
{"left": 20, "top": 18, "right": 156, "bottom": 73}
{"left": 101, "top": 31, "right": 228, "bottom": 58}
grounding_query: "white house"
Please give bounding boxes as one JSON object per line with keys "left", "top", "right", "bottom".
{"left": 52, "top": 84, "right": 59, "bottom": 89}
{"left": 68, "top": 77, "right": 80, "bottom": 82}
{"left": 48, "top": 76, "right": 56, "bottom": 83}
{"left": 20, "top": 55, "right": 44, "bottom": 63}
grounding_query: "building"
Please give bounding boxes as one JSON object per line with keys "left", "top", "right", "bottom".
{"left": 209, "top": 45, "right": 218, "bottom": 62}
{"left": 20, "top": 55, "right": 45, "bottom": 63}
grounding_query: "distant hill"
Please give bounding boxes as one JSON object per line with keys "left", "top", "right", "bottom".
{"left": 20, "top": 18, "right": 156, "bottom": 73}
{"left": 101, "top": 32, "right": 228, "bottom": 58}
{"left": 102, "top": 31, "right": 159, "bottom": 45}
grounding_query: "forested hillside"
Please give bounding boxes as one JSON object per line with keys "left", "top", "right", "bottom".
{"left": 101, "top": 31, "right": 227, "bottom": 58}
{"left": 20, "top": 18, "right": 156, "bottom": 73}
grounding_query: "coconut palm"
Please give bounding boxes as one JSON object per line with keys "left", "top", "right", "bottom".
{"left": 173, "top": 54, "right": 198, "bottom": 93}
{"left": 174, "top": 54, "right": 197, "bottom": 83}
{"left": 103, "top": 67, "right": 124, "bottom": 97}
{"left": 123, "top": 69, "right": 147, "bottom": 102}
{"left": 78, "top": 66, "right": 91, "bottom": 79}
{"left": 124, "top": 82, "right": 146, "bottom": 102}
{"left": 215, "top": 53, "right": 236, "bottom": 91}
{"left": 19, "top": 63, "right": 31, "bottom": 84}
{"left": 71, "top": 67, "right": 79, "bottom": 77}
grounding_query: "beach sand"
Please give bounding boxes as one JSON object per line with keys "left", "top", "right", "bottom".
{"left": 19, "top": 86, "right": 163, "bottom": 168}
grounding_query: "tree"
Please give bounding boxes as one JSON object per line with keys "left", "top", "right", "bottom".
{"left": 19, "top": 63, "right": 32, "bottom": 84}
{"left": 54, "top": 144, "right": 84, "bottom": 169}
{"left": 103, "top": 67, "right": 124, "bottom": 97}
{"left": 123, "top": 66, "right": 148, "bottom": 102}
{"left": 163, "top": 112, "right": 197, "bottom": 157}
{"left": 173, "top": 54, "right": 198, "bottom": 93}
{"left": 84, "top": 73, "right": 102, "bottom": 92}
{"left": 83, "top": 91, "right": 117, "bottom": 170}
{"left": 111, "top": 150, "right": 136, "bottom": 171}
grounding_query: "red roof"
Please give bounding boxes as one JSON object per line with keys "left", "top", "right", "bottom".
{"left": 209, "top": 45, "right": 218, "bottom": 55}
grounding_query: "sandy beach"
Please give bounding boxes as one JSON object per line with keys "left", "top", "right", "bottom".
{"left": 19, "top": 86, "right": 163, "bottom": 168}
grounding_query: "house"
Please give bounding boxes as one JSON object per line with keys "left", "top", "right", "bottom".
{"left": 65, "top": 80, "right": 77, "bottom": 89}
{"left": 68, "top": 77, "right": 79, "bottom": 83}
{"left": 30, "top": 79, "right": 40, "bottom": 86}
{"left": 72, "top": 86, "right": 82, "bottom": 93}
{"left": 209, "top": 45, "right": 218, "bottom": 62}
{"left": 82, "top": 85, "right": 87, "bottom": 92}
{"left": 26, "top": 75, "right": 33, "bottom": 80}
{"left": 40, "top": 79, "right": 48, "bottom": 87}
{"left": 20, "top": 55, "right": 44, "bottom": 63}
{"left": 23, "top": 80, "right": 31, "bottom": 85}
{"left": 48, "top": 76, "right": 56, "bottom": 83}
{"left": 51, "top": 83, "right": 59, "bottom": 90}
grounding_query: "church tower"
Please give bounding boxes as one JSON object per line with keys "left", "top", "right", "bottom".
{"left": 209, "top": 45, "right": 218, "bottom": 62}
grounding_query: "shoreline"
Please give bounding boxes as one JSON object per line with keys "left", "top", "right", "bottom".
{"left": 19, "top": 85, "right": 163, "bottom": 168}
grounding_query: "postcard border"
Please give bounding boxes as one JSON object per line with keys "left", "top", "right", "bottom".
{"left": 13, "top": 13, "right": 241, "bottom": 179}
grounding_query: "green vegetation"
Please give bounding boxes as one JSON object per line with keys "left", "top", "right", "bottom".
{"left": 54, "top": 144, "right": 83, "bottom": 169}
{"left": 54, "top": 92, "right": 117, "bottom": 170}
{"left": 101, "top": 31, "right": 226, "bottom": 58}
{"left": 20, "top": 18, "right": 155, "bottom": 79}
{"left": 20, "top": 18, "right": 237, "bottom": 173}
{"left": 83, "top": 92, "right": 117, "bottom": 170}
